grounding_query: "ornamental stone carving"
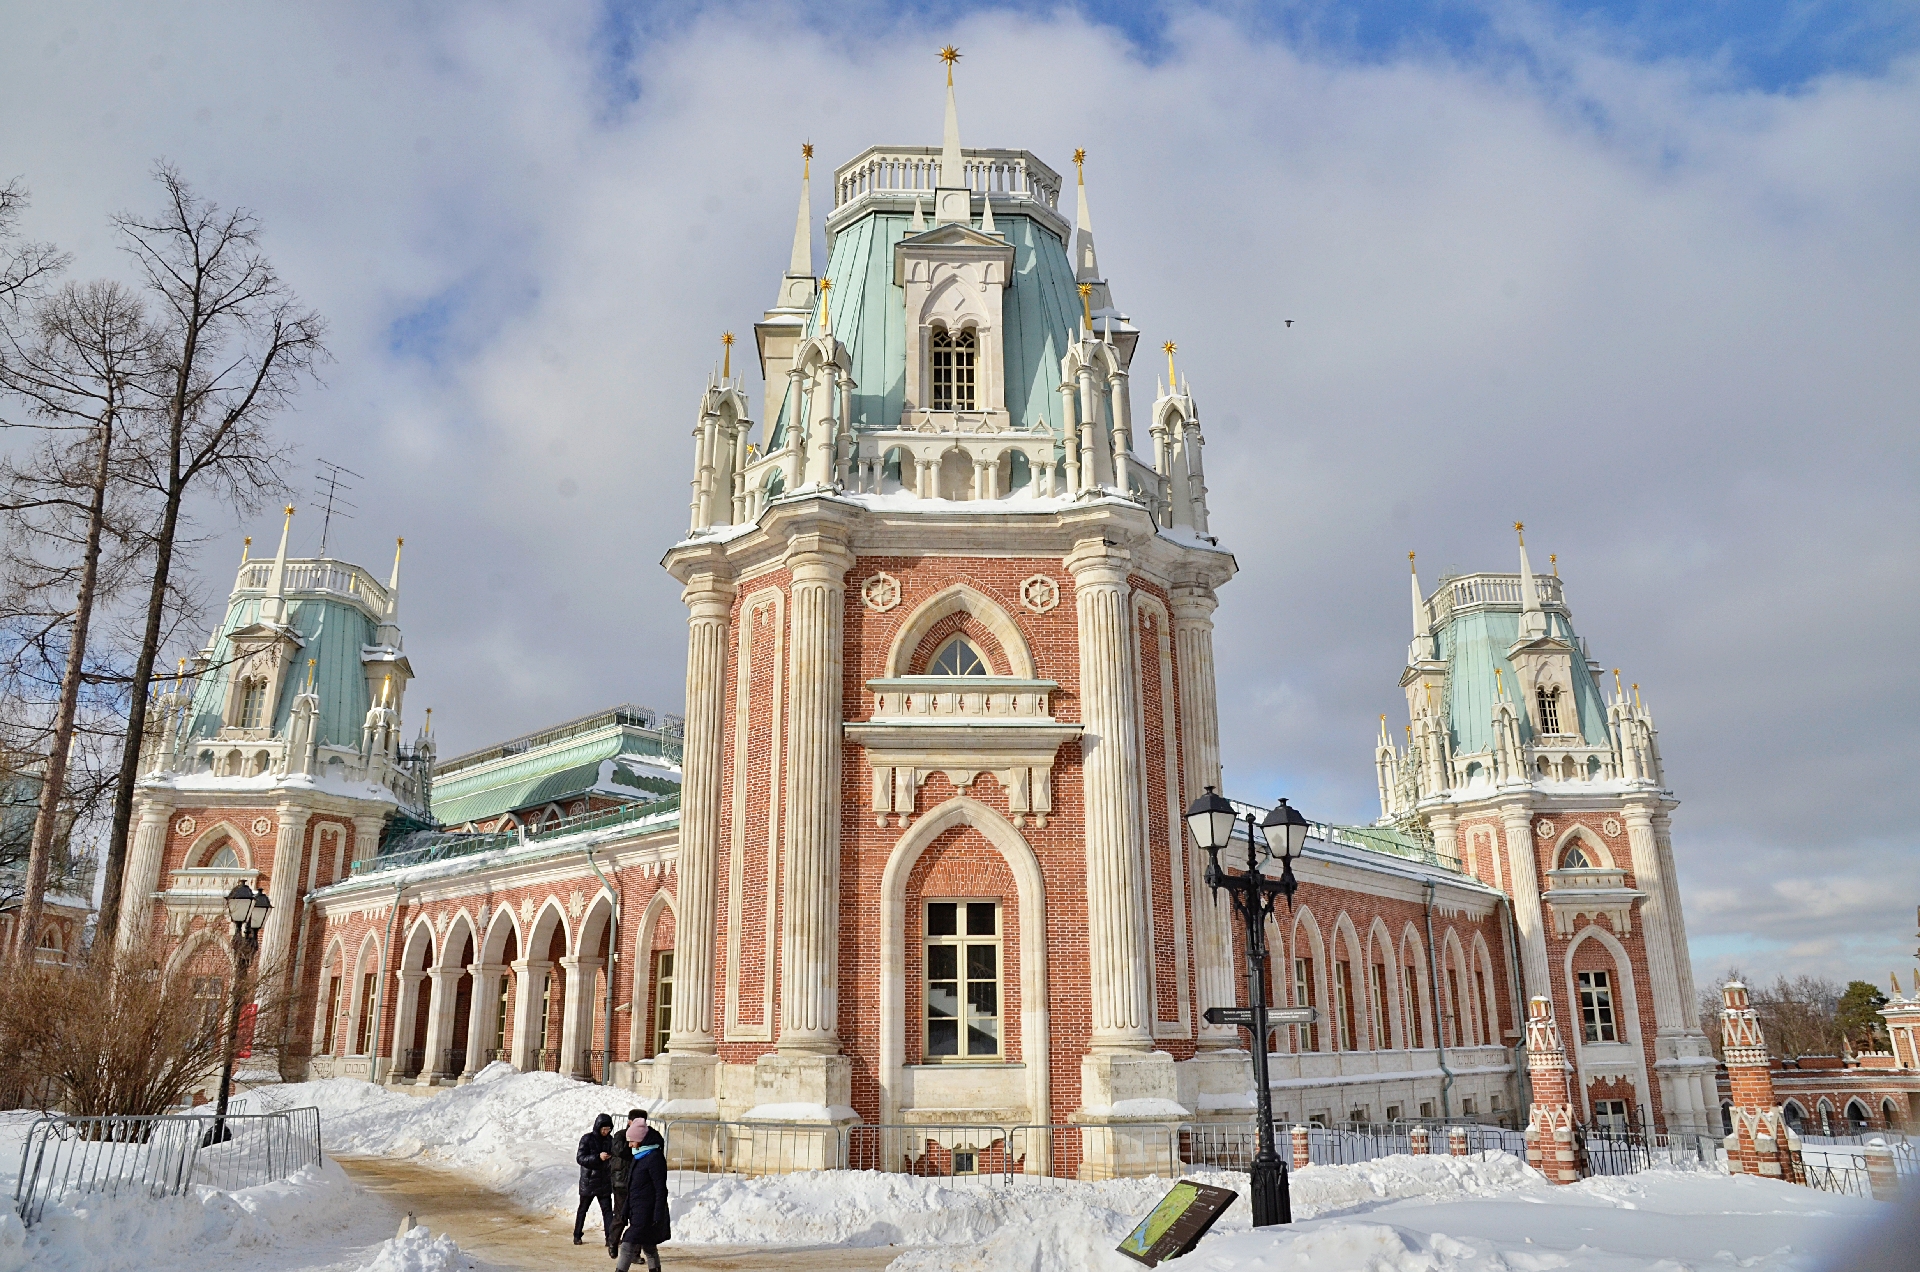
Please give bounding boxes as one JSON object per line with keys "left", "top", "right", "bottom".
{"left": 174, "top": 816, "right": 196, "bottom": 836}
{"left": 862, "top": 573, "right": 901, "bottom": 612}
{"left": 1602, "top": 817, "right": 1621, "bottom": 837}
{"left": 1019, "top": 575, "right": 1060, "bottom": 613}
{"left": 251, "top": 816, "right": 273, "bottom": 836}
{"left": 1535, "top": 819, "right": 1555, "bottom": 838}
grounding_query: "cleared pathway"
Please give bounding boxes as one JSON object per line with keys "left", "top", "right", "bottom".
{"left": 335, "top": 1154, "right": 906, "bottom": 1272}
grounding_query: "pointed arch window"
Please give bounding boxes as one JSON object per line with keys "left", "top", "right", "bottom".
{"left": 238, "top": 678, "right": 268, "bottom": 729}
{"left": 930, "top": 327, "right": 976, "bottom": 412}
{"left": 1535, "top": 686, "right": 1562, "bottom": 735}
{"left": 205, "top": 843, "right": 241, "bottom": 870}
{"left": 1561, "top": 843, "right": 1592, "bottom": 869}
{"left": 928, "top": 637, "right": 988, "bottom": 676}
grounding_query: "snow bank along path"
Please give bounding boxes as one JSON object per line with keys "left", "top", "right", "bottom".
{"left": 250, "top": 1068, "right": 1875, "bottom": 1271}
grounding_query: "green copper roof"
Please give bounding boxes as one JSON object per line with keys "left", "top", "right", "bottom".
{"left": 1439, "top": 607, "right": 1612, "bottom": 756}
{"left": 781, "top": 210, "right": 1078, "bottom": 444}
{"left": 186, "top": 594, "right": 380, "bottom": 751}
{"left": 430, "top": 721, "right": 678, "bottom": 827}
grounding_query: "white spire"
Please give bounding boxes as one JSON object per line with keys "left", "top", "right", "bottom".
{"left": 260, "top": 504, "right": 295, "bottom": 625}
{"left": 788, "top": 144, "right": 814, "bottom": 277}
{"left": 1516, "top": 522, "right": 1547, "bottom": 638}
{"left": 377, "top": 537, "right": 404, "bottom": 648}
{"left": 939, "top": 52, "right": 963, "bottom": 187}
{"left": 1410, "top": 552, "right": 1426, "bottom": 636}
{"left": 910, "top": 193, "right": 926, "bottom": 232}
{"left": 1072, "top": 148, "right": 1101, "bottom": 282}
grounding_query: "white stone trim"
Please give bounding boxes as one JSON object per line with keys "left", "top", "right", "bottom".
{"left": 878, "top": 796, "right": 1048, "bottom": 1128}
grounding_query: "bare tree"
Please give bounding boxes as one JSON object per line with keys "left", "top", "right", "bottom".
{"left": 0, "top": 940, "right": 289, "bottom": 1116}
{"left": 0, "top": 178, "right": 68, "bottom": 314}
{"left": 95, "top": 166, "right": 326, "bottom": 951}
{"left": 0, "top": 281, "right": 156, "bottom": 957}
{"left": 1698, "top": 967, "right": 1844, "bottom": 1060}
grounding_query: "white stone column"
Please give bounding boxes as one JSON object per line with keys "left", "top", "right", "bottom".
{"left": 349, "top": 815, "right": 386, "bottom": 869}
{"left": 1498, "top": 803, "right": 1552, "bottom": 1001}
{"left": 1171, "top": 586, "right": 1235, "bottom": 1051}
{"left": 466, "top": 963, "right": 504, "bottom": 1073}
{"left": 779, "top": 530, "right": 853, "bottom": 1055}
{"left": 559, "top": 955, "right": 604, "bottom": 1078}
{"left": 1621, "top": 801, "right": 1685, "bottom": 1031}
{"left": 392, "top": 969, "right": 426, "bottom": 1076}
{"left": 116, "top": 799, "right": 173, "bottom": 955}
{"left": 419, "top": 966, "right": 463, "bottom": 1082}
{"left": 258, "top": 805, "right": 312, "bottom": 977}
{"left": 1067, "top": 539, "right": 1153, "bottom": 1053}
{"left": 1651, "top": 813, "right": 1698, "bottom": 1014}
{"left": 510, "top": 958, "right": 553, "bottom": 1070}
{"left": 668, "top": 570, "right": 736, "bottom": 1055}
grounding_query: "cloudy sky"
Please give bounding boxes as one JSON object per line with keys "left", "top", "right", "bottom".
{"left": 4, "top": 1, "right": 1915, "bottom": 991}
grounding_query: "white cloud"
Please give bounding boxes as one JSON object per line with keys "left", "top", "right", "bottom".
{"left": 3, "top": 2, "right": 1915, "bottom": 986}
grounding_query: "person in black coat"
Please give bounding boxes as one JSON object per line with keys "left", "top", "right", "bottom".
{"left": 614, "top": 1111, "right": 669, "bottom": 1272}
{"left": 606, "top": 1108, "right": 664, "bottom": 1255}
{"left": 573, "top": 1113, "right": 616, "bottom": 1247}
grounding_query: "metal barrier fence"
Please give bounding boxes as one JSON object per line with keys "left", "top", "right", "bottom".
{"left": 13, "top": 1107, "right": 323, "bottom": 1227}
{"left": 655, "top": 1117, "right": 1529, "bottom": 1192}
{"left": 1576, "top": 1125, "right": 1721, "bottom": 1176}
{"left": 1801, "top": 1160, "right": 1871, "bottom": 1195}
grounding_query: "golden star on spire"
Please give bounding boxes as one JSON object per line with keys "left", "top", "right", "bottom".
{"left": 1513, "top": 520, "right": 1525, "bottom": 544}
{"left": 801, "top": 141, "right": 813, "bottom": 179}
{"left": 1073, "top": 147, "right": 1087, "bottom": 172}
{"left": 721, "top": 331, "right": 735, "bottom": 379}
{"left": 939, "top": 44, "right": 961, "bottom": 85}
{"left": 1162, "top": 339, "right": 1177, "bottom": 387}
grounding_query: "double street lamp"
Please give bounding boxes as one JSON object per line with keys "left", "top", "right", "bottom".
{"left": 1184, "top": 787, "right": 1310, "bottom": 1228}
{"left": 210, "top": 880, "right": 272, "bottom": 1142}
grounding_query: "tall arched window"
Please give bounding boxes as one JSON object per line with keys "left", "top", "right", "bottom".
{"left": 930, "top": 328, "right": 976, "bottom": 411}
{"left": 1535, "top": 686, "right": 1561, "bottom": 734}
{"left": 238, "top": 679, "right": 268, "bottom": 729}
{"left": 1561, "top": 843, "right": 1592, "bottom": 869}
{"left": 928, "top": 637, "right": 988, "bottom": 676}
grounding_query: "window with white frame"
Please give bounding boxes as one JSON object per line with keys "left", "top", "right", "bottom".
{"left": 1293, "top": 957, "right": 1320, "bottom": 1051}
{"left": 924, "top": 901, "right": 1001, "bottom": 1059}
{"left": 1577, "top": 969, "right": 1618, "bottom": 1042}
{"left": 1536, "top": 686, "right": 1561, "bottom": 734}
{"left": 238, "top": 678, "right": 267, "bottom": 729}
{"left": 1592, "top": 1098, "right": 1630, "bottom": 1135}
{"left": 927, "top": 637, "right": 988, "bottom": 676}
{"left": 930, "top": 328, "right": 977, "bottom": 411}
{"left": 652, "top": 950, "right": 675, "bottom": 1058}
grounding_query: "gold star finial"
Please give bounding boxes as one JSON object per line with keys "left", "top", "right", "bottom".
{"left": 1549, "top": 552, "right": 1558, "bottom": 577}
{"left": 801, "top": 141, "right": 813, "bottom": 179}
{"left": 1073, "top": 147, "right": 1087, "bottom": 179}
{"left": 284, "top": 504, "right": 295, "bottom": 517}
{"left": 1409, "top": 550, "right": 1417, "bottom": 571}
{"left": 721, "top": 331, "right": 735, "bottom": 379}
{"left": 939, "top": 45, "right": 961, "bottom": 85}
{"left": 1162, "top": 339, "right": 1177, "bottom": 388}
{"left": 1513, "top": 520, "right": 1525, "bottom": 545}
{"left": 818, "top": 277, "right": 831, "bottom": 331}
{"left": 1078, "top": 281, "right": 1093, "bottom": 331}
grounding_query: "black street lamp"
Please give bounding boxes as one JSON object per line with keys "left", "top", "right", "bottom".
{"left": 210, "top": 880, "right": 272, "bottom": 1143}
{"left": 1185, "top": 787, "right": 1310, "bottom": 1228}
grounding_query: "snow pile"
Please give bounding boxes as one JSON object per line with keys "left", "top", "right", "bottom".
{"left": 670, "top": 1153, "right": 1534, "bottom": 1250}
{"left": 7, "top": 1160, "right": 367, "bottom": 1272}
{"left": 353, "top": 1225, "right": 468, "bottom": 1272}
{"left": 254, "top": 1062, "right": 628, "bottom": 1215}
{"left": 889, "top": 1166, "right": 1875, "bottom": 1272}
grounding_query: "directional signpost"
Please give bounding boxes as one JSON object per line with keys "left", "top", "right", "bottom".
{"left": 1204, "top": 1005, "right": 1317, "bottom": 1030}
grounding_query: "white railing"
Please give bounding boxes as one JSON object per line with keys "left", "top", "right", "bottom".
{"left": 1424, "top": 572, "right": 1564, "bottom": 627}
{"left": 833, "top": 147, "right": 1062, "bottom": 211}
{"left": 867, "top": 676, "right": 1057, "bottom": 721}
{"left": 235, "top": 559, "right": 389, "bottom": 612}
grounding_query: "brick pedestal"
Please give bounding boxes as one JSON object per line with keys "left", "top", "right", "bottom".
{"left": 1523, "top": 995, "right": 1581, "bottom": 1184}
{"left": 1291, "top": 1125, "right": 1310, "bottom": 1170}
{"left": 1410, "top": 1125, "right": 1430, "bottom": 1155}
{"left": 1719, "top": 981, "right": 1804, "bottom": 1184}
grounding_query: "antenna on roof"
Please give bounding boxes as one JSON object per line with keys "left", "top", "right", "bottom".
{"left": 314, "top": 458, "right": 364, "bottom": 558}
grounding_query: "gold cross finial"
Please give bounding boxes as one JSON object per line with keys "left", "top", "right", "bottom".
{"left": 939, "top": 45, "right": 961, "bottom": 85}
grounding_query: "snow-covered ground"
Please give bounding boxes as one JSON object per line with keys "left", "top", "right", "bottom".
{"left": 3, "top": 1069, "right": 1886, "bottom": 1270}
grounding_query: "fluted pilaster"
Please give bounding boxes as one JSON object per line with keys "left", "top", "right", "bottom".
{"left": 115, "top": 800, "right": 172, "bottom": 955}
{"left": 1622, "top": 802, "right": 1685, "bottom": 1030}
{"left": 779, "top": 532, "right": 853, "bottom": 1054}
{"left": 1499, "top": 803, "right": 1551, "bottom": 1000}
{"left": 1171, "top": 586, "right": 1234, "bottom": 1050}
{"left": 1068, "top": 539, "right": 1153, "bottom": 1053}
{"left": 669, "top": 571, "right": 736, "bottom": 1055}
{"left": 1651, "top": 813, "right": 1697, "bottom": 1014}
{"left": 258, "top": 805, "right": 311, "bottom": 977}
